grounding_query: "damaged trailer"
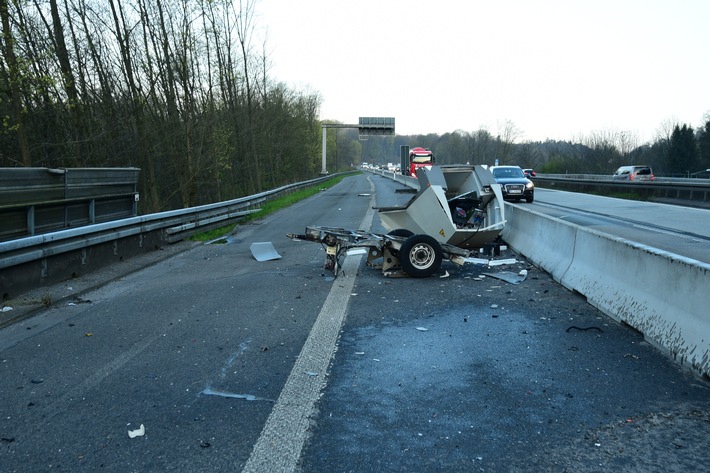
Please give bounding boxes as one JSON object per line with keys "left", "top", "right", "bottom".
{"left": 287, "top": 165, "right": 507, "bottom": 278}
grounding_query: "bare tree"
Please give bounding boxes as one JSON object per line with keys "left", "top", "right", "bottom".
{"left": 108, "top": 0, "right": 161, "bottom": 211}
{"left": 497, "top": 119, "right": 522, "bottom": 164}
{"left": 0, "top": 0, "right": 31, "bottom": 165}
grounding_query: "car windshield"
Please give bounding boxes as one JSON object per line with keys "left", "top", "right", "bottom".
{"left": 493, "top": 167, "right": 524, "bottom": 178}
{"left": 411, "top": 155, "right": 433, "bottom": 164}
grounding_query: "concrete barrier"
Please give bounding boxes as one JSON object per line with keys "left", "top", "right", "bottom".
{"left": 502, "top": 203, "right": 710, "bottom": 379}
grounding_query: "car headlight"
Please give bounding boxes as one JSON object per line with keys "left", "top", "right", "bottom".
{"left": 526, "top": 182, "right": 534, "bottom": 189}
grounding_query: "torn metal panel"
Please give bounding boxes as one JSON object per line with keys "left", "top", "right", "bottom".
{"left": 250, "top": 242, "right": 281, "bottom": 261}
{"left": 287, "top": 165, "right": 507, "bottom": 278}
{"left": 376, "top": 165, "right": 506, "bottom": 250}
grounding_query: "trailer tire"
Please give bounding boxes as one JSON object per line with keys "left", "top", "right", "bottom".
{"left": 400, "top": 234, "right": 443, "bottom": 278}
{"left": 387, "top": 229, "right": 414, "bottom": 238}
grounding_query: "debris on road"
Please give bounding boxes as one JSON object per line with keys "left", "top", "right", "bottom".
{"left": 487, "top": 258, "right": 518, "bottom": 266}
{"left": 250, "top": 242, "right": 281, "bottom": 261}
{"left": 566, "top": 326, "right": 603, "bottom": 333}
{"left": 201, "top": 387, "right": 273, "bottom": 402}
{"left": 288, "top": 165, "right": 506, "bottom": 278}
{"left": 128, "top": 424, "right": 145, "bottom": 438}
{"left": 483, "top": 269, "right": 528, "bottom": 284}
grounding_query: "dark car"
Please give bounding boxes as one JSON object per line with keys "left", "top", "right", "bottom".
{"left": 490, "top": 165, "right": 534, "bottom": 203}
{"left": 523, "top": 168, "right": 536, "bottom": 178}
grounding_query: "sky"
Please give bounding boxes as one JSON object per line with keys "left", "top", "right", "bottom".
{"left": 255, "top": 0, "right": 710, "bottom": 144}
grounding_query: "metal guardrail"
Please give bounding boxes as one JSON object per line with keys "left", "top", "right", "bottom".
{"left": 534, "top": 174, "right": 710, "bottom": 205}
{"left": 0, "top": 173, "right": 351, "bottom": 299}
{"left": 373, "top": 168, "right": 710, "bottom": 204}
{"left": 0, "top": 167, "right": 141, "bottom": 241}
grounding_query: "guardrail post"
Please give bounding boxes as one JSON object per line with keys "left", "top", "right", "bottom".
{"left": 89, "top": 199, "right": 96, "bottom": 224}
{"left": 27, "top": 206, "right": 35, "bottom": 236}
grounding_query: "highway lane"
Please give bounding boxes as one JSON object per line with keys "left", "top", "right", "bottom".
{"left": 529, "top": 188, "right": 710, "bottom": 264}
{"left": 1, "top": 173, "right": 709, "bottom": 472}
{"left": 0, "top": 174, "right": 377, "bottom": 471}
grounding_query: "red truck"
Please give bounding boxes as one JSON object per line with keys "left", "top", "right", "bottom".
{"left": 407, "top": 147, "right": 435, "bottom": 177}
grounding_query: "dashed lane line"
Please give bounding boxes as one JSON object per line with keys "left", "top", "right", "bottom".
{"left": 241, "top": 178, "right": 376, "bottom": 473}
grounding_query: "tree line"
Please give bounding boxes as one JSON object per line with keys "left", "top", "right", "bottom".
{"left": 341, "top": 117, "right": 710, "bottom": 178}
{"left": 2, "top": 1, "right": 708, "bottom": 217}
{"left": 1, "top": 0, "right": 323, "bottom": 213}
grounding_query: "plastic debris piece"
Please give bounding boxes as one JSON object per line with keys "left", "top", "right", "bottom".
{"left": 1, "top": 306, "right": 13, "bottom": 312}
{"left": 439, "top": 270, "right": 449, "bottom": 278}
{"left": 463, "top": 257, "right": 489, "bottom": 265}
{"left": 490, "top": 304, "right": 498, "bottom": 309}
{"left": 250, "top": 242, "right": 282, "bottom": 261}
{"left": 128, "top": 424, "right": 145, "bottom": 438}
{"left": 306, "top": 371, "right": 318, "bottom": 377}
{"left": 201, "top": 388, "right": 272, "bottom": 402}
{"left": 483, "top": 270, "right": 528, "bottom": 284}
{"left": 488, "top": 258, "right": 517, "bottom": 266}
{"left": 355, "top": 352, "right": 365, "bottom": 355}
{"left": 416, "top": 327, "right": 429, "bottom": 331}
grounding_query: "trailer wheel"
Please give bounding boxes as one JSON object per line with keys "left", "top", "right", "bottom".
{"left": 400, "top": 234, "right": 443, "bottom": 278}
{"left": 387, "top": 229, "right": 414, "bottom": 238}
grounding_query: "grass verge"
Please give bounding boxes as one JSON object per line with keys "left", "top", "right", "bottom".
{"left": 191, "top": 173, "right": 355, "bottom": 242}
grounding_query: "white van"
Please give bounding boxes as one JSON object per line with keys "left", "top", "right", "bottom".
{"left": 612, "top": 165, "right": 654, "bottom": 182}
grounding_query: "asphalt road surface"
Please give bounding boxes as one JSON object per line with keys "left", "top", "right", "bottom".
{"left": 1, "top": 173, "right": 709, "bottom": 472}
{"left": 530, "top": 188, "right": 710, "bottom": 265}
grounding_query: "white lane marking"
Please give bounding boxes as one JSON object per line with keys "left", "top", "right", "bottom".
{"left": 241, "top": 178, "right": 376, "bottom": 473}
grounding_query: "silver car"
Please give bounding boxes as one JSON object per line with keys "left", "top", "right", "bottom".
{"left": 612, "top": 165, "right": 654, "bottom": 182}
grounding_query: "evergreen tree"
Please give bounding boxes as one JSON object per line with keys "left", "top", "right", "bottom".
{"left": 698, "top": 120, "right": 710, "bottom": 171}
{"left": 666, "top": 124, "right": 698, "bottom": 175}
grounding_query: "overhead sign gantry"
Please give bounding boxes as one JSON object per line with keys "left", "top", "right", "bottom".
{"left": 321, "top": 117, "right": 395, "bottom": 174}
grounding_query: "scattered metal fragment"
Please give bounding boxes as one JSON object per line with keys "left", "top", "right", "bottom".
{"left": 250, "top": 242, "right": 281, "bottom": 261}
{"left": 224, "top": 235, "right": 240, "bottom": 245}
{"left": 487, "top": 258, "right": 518, "bottom": 266}
{"left": 483, "top": 269, "right": 528, "bottom": 284}
{"left": 463, "top": 257, "right": 490, "bottom": 265}
{"left": 201, "top": 387, "right": 273, "bottom": 402}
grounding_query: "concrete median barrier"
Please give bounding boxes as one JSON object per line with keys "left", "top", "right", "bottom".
{"left": 502, "top": 204, "right": 710, "bottom": 379}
